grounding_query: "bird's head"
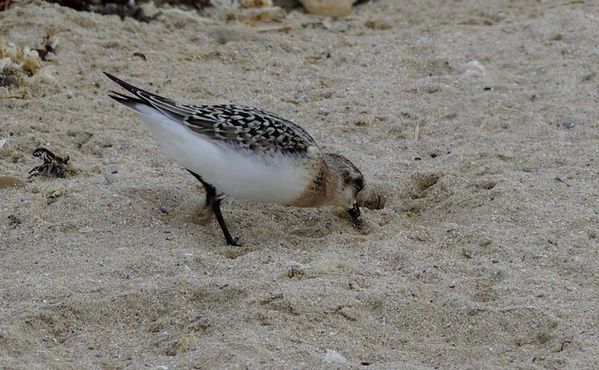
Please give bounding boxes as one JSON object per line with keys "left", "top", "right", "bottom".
{"left": 323, "top": 153, "right": 365, "bottom": 227}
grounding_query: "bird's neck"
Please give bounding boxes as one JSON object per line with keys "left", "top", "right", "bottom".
{"left": 285, "top": 158, "right": 337, "bottom": 208}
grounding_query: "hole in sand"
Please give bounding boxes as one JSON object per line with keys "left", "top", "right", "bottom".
{"left": 413, "top": 173, "right": 441, "bottom": 192}
{"left": 475, "top": 181, "right": 497, "bottom": 190}
{"left": 360, "top": 190, "right": 386, "bottom": 210}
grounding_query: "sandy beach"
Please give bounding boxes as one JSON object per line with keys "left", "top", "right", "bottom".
{"left": 1, "top": 0, "right": 598, "bottom": 368}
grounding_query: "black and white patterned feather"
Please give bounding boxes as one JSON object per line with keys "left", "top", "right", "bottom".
{"left": 105, "top": 73, "right": 317, "bottom": 155}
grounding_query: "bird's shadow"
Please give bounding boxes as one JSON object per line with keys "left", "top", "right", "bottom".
{"left": 121, "top": 184, "right": 366, "bottom": 247}
{"left": 122, "top": 184, "right": 206, "bottom": 224}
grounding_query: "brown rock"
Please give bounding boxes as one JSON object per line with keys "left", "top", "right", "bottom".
{"left": 299, "top": 0, "right": 357, "bottom": 17}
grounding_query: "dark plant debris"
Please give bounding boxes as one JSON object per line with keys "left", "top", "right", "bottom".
{"left": 554, "top": 176, "right": 571, "bottom": 187}
{"left": 0, "top": 63, "right": 24, "bottom": 88}
{"left": 154, "top": 0, "right": 210, "bottom": 10}
{"left": 8, "top": 215, "right": 21, "bottom": 228}
{"left": 133, "top": 52, "right": 147, "bottom": 61}
{"left": 0, "top": 0, "right": 11, "bottom": 11}
{"left": 45, "top": 0, "right": 156, "bottom": 22}
{"left": 28, "top": 147, "right": 70, "bottom": 179}
{"left": 44, "top": 0, "right": 211, "bottom": 22}
{"left": 34, "top": 35, "right": 57, "bottom": 61}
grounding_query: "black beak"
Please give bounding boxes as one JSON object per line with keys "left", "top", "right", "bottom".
{"left": 346, "top": 203, "right": 363, "bottom": 229}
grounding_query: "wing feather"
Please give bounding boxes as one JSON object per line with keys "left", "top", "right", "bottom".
{"left": 105, "top": 72, "right": 317, "bottom": 155}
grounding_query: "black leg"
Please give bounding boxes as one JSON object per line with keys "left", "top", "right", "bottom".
{"left": 212, "top": 197, "right": 240, "bottom": 246}
{"left": 187, "top": 170, "right": 240, "bottom": 246}
{"left": 187, "top": 170, "right": 215, "bottom": 207}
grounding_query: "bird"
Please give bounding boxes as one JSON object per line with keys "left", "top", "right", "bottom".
{"left": 104, "top": 72, "right": 365, "bottom": 246}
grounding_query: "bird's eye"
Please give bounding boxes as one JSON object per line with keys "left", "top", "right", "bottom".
{"left": 354, "top": 178, "right": 364, "bottom": 192}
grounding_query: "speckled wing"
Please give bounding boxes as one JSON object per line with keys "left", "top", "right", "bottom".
{"left": 104, "top": 73, "right": 317, "bottom": 155}
{"left": 181, "top": 105, "right": 318, "bottom": 155}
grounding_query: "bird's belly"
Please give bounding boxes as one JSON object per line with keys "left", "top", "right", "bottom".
{"left": 215, "top": 161, "right": 309, "bottom": 204}
{"left": 207, "top": 151, "right": 311, "bottom": 204}
{"left": 141, "top": 114, "right": 311, "bottom": 205}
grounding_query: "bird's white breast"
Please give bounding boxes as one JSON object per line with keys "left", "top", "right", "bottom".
{"left": 136, "top": 107, "right": 312, "bottom": 204}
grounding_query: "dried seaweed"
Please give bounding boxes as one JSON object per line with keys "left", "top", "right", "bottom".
{"left": 28, "top": 148, "right": 70, "bottom": 179}
{"left": 0, "top": 0, "right": 11, "bottom": 11}
{"left": 44, "top": 0, "right": 211, "bottom": 22}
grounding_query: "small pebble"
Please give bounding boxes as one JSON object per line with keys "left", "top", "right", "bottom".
{"left": 324, "top": 350, "right": 348, "bottom": 364}
{"left": 300, "top": 0, "right": 356, "bottom": 17}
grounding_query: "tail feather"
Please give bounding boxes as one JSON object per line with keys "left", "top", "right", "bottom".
{"left": 104, "top": 72, "right": 192, "bottom": 120}
{"left": 107, "top": 90, "right": 148, "bottom": 110}
{"left": 104, "top": 72, "right": 159, "bottom": 102}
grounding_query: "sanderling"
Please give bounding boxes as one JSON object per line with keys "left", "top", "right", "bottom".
{"left": 105, "top": 73, "right": 365, "bottom": 246}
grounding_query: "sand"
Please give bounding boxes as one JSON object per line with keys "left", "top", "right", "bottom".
{"left": 1, "top": 0, "right": 598, "bottom": 368}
